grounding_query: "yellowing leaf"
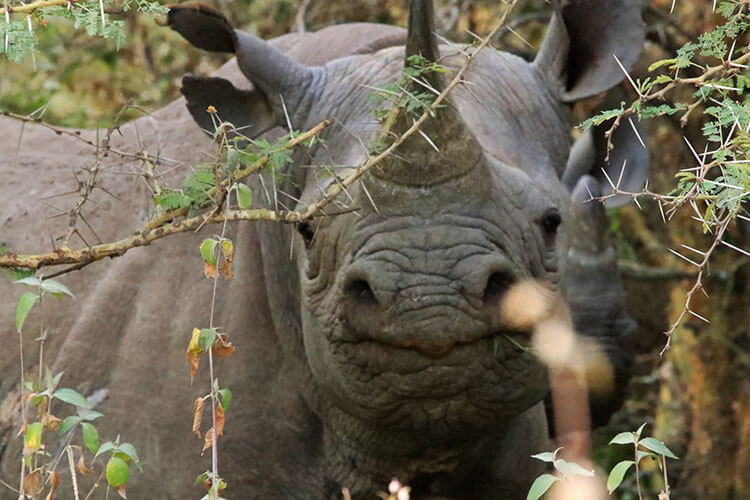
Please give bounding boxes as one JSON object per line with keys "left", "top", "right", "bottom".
{"left": 24, "top": 422, "right": 43, "bottom": 453}
{"left": 212, "top": 333, "right": 235, "bottom": 360}
{"left": 187, "top": 328, "right": 203, "bottom": 383}
{"left": 193, "top": 397, "right": 205, "bottom": 439}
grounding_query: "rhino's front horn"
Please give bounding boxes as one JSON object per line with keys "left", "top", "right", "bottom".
{"left": 369, "top": 0, "right": 483, "bottom": 187}
{"left": 168, "top": 4, "right": 320, "bottom": 115}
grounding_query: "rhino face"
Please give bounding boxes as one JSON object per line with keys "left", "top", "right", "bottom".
{"left": 290, "top": 49, "right": 575, "bottom": 434}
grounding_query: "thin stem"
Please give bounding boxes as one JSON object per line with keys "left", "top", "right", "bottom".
{"left": 634, "top": 441, "right": 643, "bottom": 500}
{"left": 17, "top": 323, "right": 26, "bottom": 499}
{"left": 206, "top": 193, "right": 230, "bottom": 483}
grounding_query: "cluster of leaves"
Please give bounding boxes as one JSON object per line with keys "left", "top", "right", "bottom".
{"left": 152, "top": 118, "right": 303, "bottom": 214}
{"left": 186, "top": 233, "right": 241, "bottom": 500}
{"left": 373, "top": 54, "right": 451, "bottom": 119}
{"left": 1, "top": 0, "right": 166, "bottom": 62}
{"left": 526, "top": 448, "right": 595, "bottom": 500}
{"left": 14, "top": 277, "right": 141, "bottom": 498}
{"left": 606, "top": 424, "right": 678, "bottom": 497}
{"left": 526, "top": 424, "right": 678, "bottom": 500}
{"left": 581, "top": 0, "right": 750, "bottom": 235}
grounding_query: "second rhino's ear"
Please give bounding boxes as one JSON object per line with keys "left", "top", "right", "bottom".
{"left": 562, "top": 118, "right": 650, "bottom": 208}
{"left": 535, "top": 0, "right": 645, "bottom": 102}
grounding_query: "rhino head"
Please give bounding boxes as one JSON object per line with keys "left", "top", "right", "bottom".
{"left": 168, "top": 0, "right": 647, "bottom": 494}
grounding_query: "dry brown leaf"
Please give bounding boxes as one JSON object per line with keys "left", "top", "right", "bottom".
{"left": 22, "top": 468, "right": 43, "bottom": 496}
{"left": 203, "top": 262, "right": 217, "bottom": 279}
{"left": 43, "top": 414, "right": 61, "bottom": 432}
{"left": 116, "top": 484, "right": 128, "bottom": 499}
{"left": 45, "top": 470, "right": 60, "bottom": 500}
{"left": 202, "top": 428, "right": 213, "bottom": 455}
{"left": 222, "top": 261, "right": 233, "bottom": 279}
{"left": 211, "top": 333, "right": 235, "bottom": 360}
{"left": 215, "top": 405, "right": 225, "bottom": 438}
{"left": 78, "top": 454, "right": 94, "bottom": 475}
{"left": 192, "top": 397, "right": 205, "bottom": 439}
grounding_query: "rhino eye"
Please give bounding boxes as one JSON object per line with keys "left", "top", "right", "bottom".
{"left": 540, "top": 207, "right": 562, "bottom": 240}
{"left": 297, "top": 222, "right": 316, "bottom": 249}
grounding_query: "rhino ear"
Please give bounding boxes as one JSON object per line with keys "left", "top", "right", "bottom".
{"left": 562, "top": 119, "right": 650, "bottom": 208}
{"left": 168, "top": 4, "right": 319, "bottom": 132}
{"left": 535, "top": 0, "right": 645, "bottom": 102}
{"left": 181, "top": 75, "right": 277, "bottom": 138}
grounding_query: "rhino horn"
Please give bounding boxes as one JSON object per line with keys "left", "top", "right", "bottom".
{"left": 369, "top": 0, "right": 482, "bottom": 187}
{"left": 168, "top": 4, "right": 319, "bottom": 121}
{"left": 406, "top": 0, "right": 438, "bottom": 82}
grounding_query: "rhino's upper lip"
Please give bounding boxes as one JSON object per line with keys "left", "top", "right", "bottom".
{"left": 345, "top": 329, "right": 530, "bottom": 360}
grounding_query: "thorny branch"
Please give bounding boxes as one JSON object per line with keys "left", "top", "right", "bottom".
{"left": 0, "top": 0, "right": 75, "bottom": 15}
{"left": 0, "top": 0, "right": 521, "bottom": 275}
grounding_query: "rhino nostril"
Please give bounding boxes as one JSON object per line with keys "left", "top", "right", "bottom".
{"left": 345, "top": 279, "right": 378, "bottom": 305}
{"left": 483, "top": 271, "right": 515, "bottom": 305}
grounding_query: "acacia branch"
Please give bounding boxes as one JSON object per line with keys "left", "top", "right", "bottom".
{"left": 0, "top": 0, "right": 74, "bottom": 15}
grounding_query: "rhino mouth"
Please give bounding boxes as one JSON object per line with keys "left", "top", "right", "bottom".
{"left": 356, "top": 328, "right": 530, "bottom": 359}
{"left": 324, "top": 330, "right": 548, "bottom": 428}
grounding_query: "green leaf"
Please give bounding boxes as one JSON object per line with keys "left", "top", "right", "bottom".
{"left": 609, "top": 431, "right": 636, "bottom": 445}
{"left": 530, "top": 448, "right": 560, "bottom": 463}
{"left": 41, "top": 279, "right": 75, "bottom": 298}
{"left": 579, "top": 107, "right": 625, "bottom": 130}
{"left": 635, "top": 423, "right": 648, "bottom": 438}
{"left": 218, "top": 389, "right": 232, "bottom": 411}
{"left": 59, "top": 416, "right": 82, "bottom": 436}
{"left": 82, "top": 422, "right": 100, "bottom": 455}
{"left": 607, "top": 460, "right": 635, "bottom": 494}
{"left": 79, "top": 410, "right": 104, "bottom": 421}
{"left": 553, "top": 458, "right": 595, "bottom": 478}
{"left": 54, "top": 388, "right": 92, "bottom": 409}
{"left": 526, "top": 474, "right": 558, "bottom": 500}
{"left": 10, "top": 268, "right": 36, "bottom": 281}
{"left": 199, "top": 328, "right": 218, "bottom": 352}
{"left": 95, "top": 441, "right": 115, "bottom": 459}
{"left": 106, "top": 456, "right": 130, "bottom": 487}
{"left": 639, "top": 437, "right": 679, "bottom": 459}
{"left": 637, "top": 449, "right": 656, "bottom": 462}
{"left": 16, "top": 292, "right": 38, "bottom": 331}
{"left": 116, "top": 443, "right": 140, "bottom": 466}
{"left": 200, "top": 239, "right": 219, "bottom": 267}
{"left": 154, "top": 190, "right": 189, "bottom": 210}
{"left": 15, "top": 277, "right": 41, "bottom": 286}
{"left": 195, "top": 471, "right": 210, "bottom": 486}
{"left": 648, "top": 58, "right": 677, "bottom": 72}
{"left": 50, "top": 371, "right": 64, "bottom": 391}
{"left": 236, "top": 183, "right": 253, "bottom": 209}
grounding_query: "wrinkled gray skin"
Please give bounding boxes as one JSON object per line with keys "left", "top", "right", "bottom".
{"left": 0, "top": 1, "right": 646, "bottom": 498}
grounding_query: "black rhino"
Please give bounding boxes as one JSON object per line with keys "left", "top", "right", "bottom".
{"left": 0, "top": 0, "right": 648, "bottom": 498}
